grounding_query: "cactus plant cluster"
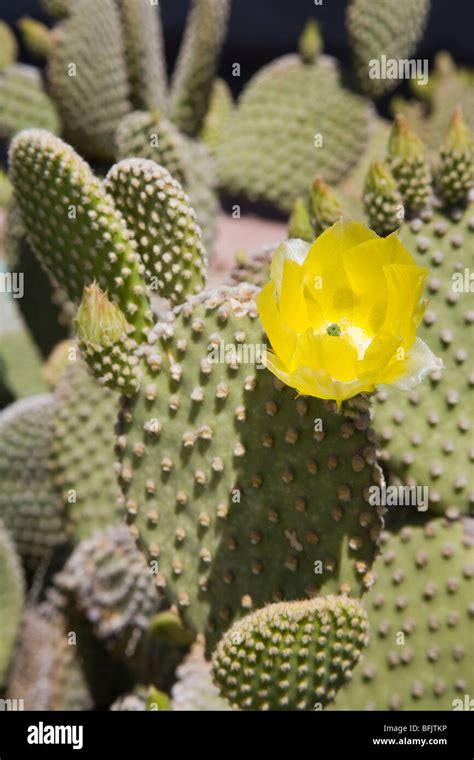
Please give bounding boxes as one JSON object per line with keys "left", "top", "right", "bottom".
{"left": 216, "top": 0, "right": 433, "bottom": 213}
{"left": 0, "top": 0, "right": 472, "bottom": 716}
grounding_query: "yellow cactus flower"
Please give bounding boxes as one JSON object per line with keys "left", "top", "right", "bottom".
{"left": 257, "top": 219, "right": 442, "bottom": 404}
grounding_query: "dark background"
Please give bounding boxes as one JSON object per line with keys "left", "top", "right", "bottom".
{"left": 0, "top": 0, "right": 473, "bottom": 93}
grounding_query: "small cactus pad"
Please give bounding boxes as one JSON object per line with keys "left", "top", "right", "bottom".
{"left": 217, "top": 53, "right": 372, "bottom": 212}
{"left": 75, "top": 284, "right": 142, "bottom": 396}
{"left": 0, "top": 64, "right": 60, "bottom": 139}
{"left": 115, "top": 111, "right": 218, "bottom": 250}
{"left": 347, "top": 0, "right": 431, "bottom": 97}
{"left": 9, "top": 129, "right": 152, "bottom": 338}
{"left": 117, "top": 284, "right": 383, "bottom": 650}
{"left": 169, "top": 0, "right": 231, "bottom": 137}
{"left": 47, "top": 0, "right": 131, "bottom": 161}
{"left": 437, "top": 108, "right": 474, "bottom": 206}
{"left": 363, "top": 161, "right": 404, "bottom": 236}
{"left": 49, "top": 360, "right": 123, "bottom": 542}
{"left": 104, "top": 158, "right": 207, "bottom": 304}
{"left": 118, "top": 0, "right": 168, "bottom": 112}
{"left": 0, "top": 395, "right": 66, "bottom": 570}
{"left": 0, "top": 521, "right": 24, "bottom": 686}
{"left": 213, "top": 595, "right": 369, "bottom": 710}
{"left": 53, "top": 525, "right": 159, "bottom": 656}
{"left": 387, "top": 115, "right": 432, "bottom": 214}
{"left": 333, "top": 519, "right": 474, "bottom": 710}
{"left": 0, "top": 21, "right": 18, "bottom": 71}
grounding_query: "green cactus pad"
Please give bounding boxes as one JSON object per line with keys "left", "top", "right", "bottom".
{"left": 169, "top": 0, "right": 231, "bottom": 137}
{"left": 363, "top": 161, "right": 404, "bottom": 236}
{"left": 104, "top": 158, "right": 207, "bottom": 304}
{"left": 288, "top": 199, "right": 314, "bottom": 242}
{"left": 0, "top": 521, "right": 24, "bottom": 686}
{"left": 0, "top": 64, "right": 60, "bottom": 140}
{"left": 42, "top": 0, "right": 76, "bottom": 18}
{"left": 347, "top": 0, "right": 431, "bottom": 97}
{"left": 213, "top": 595, "right": 369, "bottom": 710}
{"left": 309, "top": 176, "right": 344, "bottom": 234}
{"left": 0, "top": 21, "right": 18, "bottom": 71}
{"left": 0, "top": 327, "right": 49, "bottom": 401}
{"left": 437, "top": 108, "right": 474, "bottom": 206}
{"left": 388, "top": 115, "right": 432, "bottom": 214}
{"left": 5, "top": 203, "right": 72, "bottom": 358}
{"left": 49, "top": 360, "right": 123, "bottom": 542}
{"left": 374, "top": 205, "right": 473, "bottom": 518}
{"left": 118, "top": 0, "right": 168, "bottom": 112}
{"left": 115, "top": 110, "right": 219, "bottom": 250}
{"left": 333, "top": 519, "right": 474, "bottom": 710}
{"left": 54, "top": 525, "right": 159, "bottom": 656}
{"left": 9, "top": 129, "right": 152, "bottom": 338}
{"left": 18, "top": 18, "right": 53, "bottom": 59}
{"left": 117, "top": 285, "right": 384, "bottom": 651}
{"left": 47, "top": 0, "right": 131, "bottom": 161}
{"left": 217, "top": 54, "right": 372, "bottom": 212}
{"left": 0, "top": 395, "right": 66, "bottom": 570}
{"left": 199, "top": 78, "right": 234, "bottom": 155}
{"left": 76, "top": 285, "right": 142, "bottom": 396}
{"left": 7, "top": 604, "right": 93, "bottom": 709}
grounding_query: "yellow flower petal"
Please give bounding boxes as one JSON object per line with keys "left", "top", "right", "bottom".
{"left": 382, "top": 263, "right": 428, "bottom": 346}
{"left": 256, "top": 283, "right": 297, "bottom": 368}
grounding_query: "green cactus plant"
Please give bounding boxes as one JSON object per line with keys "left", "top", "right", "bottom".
{"left": 0, "top": 64, "right": 60, "bottom": 140}
{"left": 115, "top": 111, "right": 219, "bottom": 250}
{"left": 0, "top": 520, "right": 24, "bottom": 687}
{"left": 347, "top": 0, "right": 431, "bottom": 97}
{"left": 52, "top": 525, "right": 159, "bottom": 658}
{"left": 0, "top": 395, "right": 65, "bottom": 571}
{"left": 168, "top": 0, "right": 232, "bottom": 139}
{"left": 217, "top": 1, "right": 432, "bottom": 214}
{"left": 0, "top": 21, "right": 18, "bottom": 72}
{"left": 332, "top": 518, "right": 474, "bottom": 710}
{"left": 216, "top": 21, "right": 373, "bottom": 213}
{"left": 213, "top": 595, "right": 369, "bottom": 710}
{"left": 392, "top": 52, "right": 474, "bottom": 154}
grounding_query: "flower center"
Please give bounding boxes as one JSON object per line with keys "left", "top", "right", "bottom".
{"left": 326, "top": 323, "right": 341, "bottom": 336}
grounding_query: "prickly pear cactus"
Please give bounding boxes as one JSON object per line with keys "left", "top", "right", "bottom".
{"left": 217, "top": 26, "right": 373, "bottom": 212}
{"left": 213, "top": 595, "right": 369, "bottom": 710}
{"left": 0, "top": 64, "right": 60, "bottom": 139}
{"left": 168, "top": 0, "right": 231, "bottom": 138}
{"left": 117, "top": 0, "right": 167, "bottom": 112}
{"left": 53, "top": 525, "right": 159, "bottom": 657}
{"left": 0, "top": 521, "right": 24, "bottom": 686}
{"left": 117, "top": 284, "right": 384, "bottom": 651}
{"left": 347, "top": 0, "right": 431, "bottom": 97}
{"left": 115, "top": 111, "right": 219, "bottom": 251}
{"left": 332, "top": 519, "right": 474, "bottom": 710}
{"left": 47, "top": 0, "right": 131, "bottom": 161}
{"left": 0, "top": 396, "right": 66, "bottom": 570}
{"left": 48, "top": 360, "right": 122, "bottom": 541}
